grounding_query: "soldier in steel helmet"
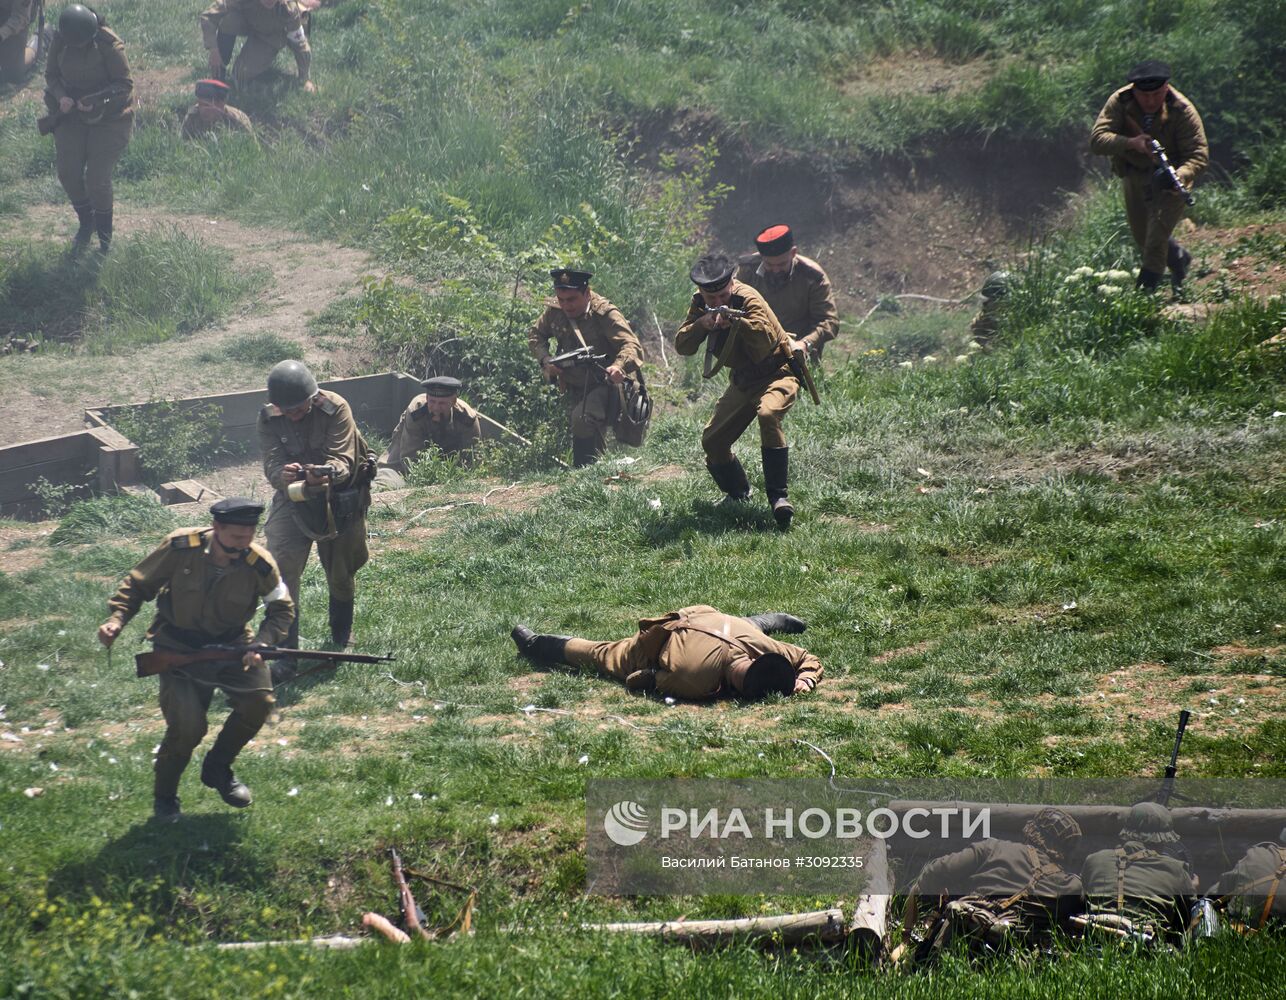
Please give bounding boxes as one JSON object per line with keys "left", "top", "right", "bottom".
{"left": 257, "top": 360, "right": 373, "bottom": 653}
{"left": 528, "top": 268, "right": 644, "bottom": 467}
{"left": 1090, "top": 59, "right": 1208, "bottom": 292}
{"left": 735, "top": 225, "right": 839, "bottom": 360}
{"left": 1209, "top": 824, "right": 1286, "bottom": 932}
{"left": 675, "top": 252, "right": 801, "bottom": 528}
{"left": 1079, "top": 802, "right": 1198, "bottom": 943}
{"left": 900, "top": 807, "right": 1084, "bottom": 964}
{"left": 43, "top": 3, "right": 133, "bottom": 252}
{"left": 97, "top": 498, "right": 294, "bottom": 822}
{"left": 200, "top": 0, "right": 316, "bottom": 92}
{"left": 0, "top": 0, "right": 43, "bottom": 84}
{"left": 511, "top": 608, "right": 821, "bottom": 701}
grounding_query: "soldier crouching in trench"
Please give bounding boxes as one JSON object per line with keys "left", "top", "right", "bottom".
{"left": 511, "top": 606, "right": 821, "bottom": 700}
{"left": 97, "top": 498, "right": 294, "bottom": 822}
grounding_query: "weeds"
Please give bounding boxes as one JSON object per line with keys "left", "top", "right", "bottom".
{"left": 109, "top": 399, "right": 238, "bottom": 487}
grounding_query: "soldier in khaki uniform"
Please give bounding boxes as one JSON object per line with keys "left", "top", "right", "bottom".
{"left": 43, "top": 4, "right": 132, "bottom": 252}
{"left": 735, "top": 225, "right": 839, "bottom": 359}
{"left": 1090, "top": 60, "right": 1208, "bottom": 292}
{"left": 375, "top": 375, "right": 483, "bottom": 488}
{"left": 968, "top": 271, "right": 1011, "bottom": 347}
{"left": 258, "top": 360, "right": 372, "bottom": 650}
{"left": 512, "top": 607, "right": 821, "bottom": 700}
{"left": 528, "top": 268, "right": 643, "bottom": 467}
{"left": 675, "top": 254, "right": 800, "bottom": 528}
{"left": 900, "top": 808, "right": 1084, "bottom": 964}
{"left": 1080, "top": 802, "right": 1198, "bottom": 943}
{"left": 97, "top": 498, "right": 294, "bottom": 821}
{"left": 0, "top": 0, "right": 40, "bottom": 83}
{"left": 201, "top": 0, "right": 315, "bottom": 92}
{"left": 1210, "top": 826, "right": 1286, "bottom": 931}
{"left": 181, "top": 78, "right": 255, "bottom": 140}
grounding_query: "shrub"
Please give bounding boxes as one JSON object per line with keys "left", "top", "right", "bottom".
{"left": 109, "top": 399, "right": 238, "bottom": 487}
{"left": 49, "top": 493, "right": 176, "bottom": 546}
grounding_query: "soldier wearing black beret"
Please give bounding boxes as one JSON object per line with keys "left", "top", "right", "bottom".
{"left": 97, "top": 497, "right": 294, "bottom": 822}
{"left": 675, "top": 253, "right": 801, "bottom": 528}
{"left": 528, "top": 267, "right": 644, "bottom": 467}
{"left": 1090, "top": 59, "right": 1208, "bottom": 292}
{"left": 376, "top": 375, "right": 484, "bottom": 487}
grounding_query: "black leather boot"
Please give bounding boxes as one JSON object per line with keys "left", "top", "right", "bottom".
{"left": 1135, "top": 268, "right": 1162, "bottom": 292}
{"left": 572, "top": 436, "right": 599, "bottom": 468}
{"left": 511, "top": 625, "right": 571, "bottom": 663}
{"left": 71, "top": 201, "right": 94, "bottom": 248}
{"left": 1167, "top": 240, "right": 1192, "bottom": 291}
{"left": 743, "top": 613, "right": 807, "bottom": 634}
{"left": 762, "top": 447, "right": 793, "bottom": 528}
{"left": 328, "top": 597, "right": 354, "bottom": 648}
{"left": 152, "top": 795, "right": 182, "bottom": 822}
{"left": 200, "top": 755, "right": 252, "bottom": 808}
{"left": 216, "top": 32, "right": 236, "bottom": 78}
{"left": 95, "top": 210, "right": 113, "bottom": 254}
{"left": 707, "top": 457, "right": 751, "bottom": 502}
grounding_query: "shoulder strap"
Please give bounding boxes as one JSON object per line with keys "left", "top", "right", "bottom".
{"left": 998, "top": 845, "right": 1062, "bottom": 911}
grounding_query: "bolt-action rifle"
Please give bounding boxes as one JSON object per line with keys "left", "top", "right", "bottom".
{"left": 134, "top": 644, "right": 393, "bottom": 679}
{"left": 37, "top": 81, "right": 131, "bottom": 135}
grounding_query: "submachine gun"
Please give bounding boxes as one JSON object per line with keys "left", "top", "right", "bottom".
{"left": 1149, "top": 139, "right": 1195, "bottom": 206}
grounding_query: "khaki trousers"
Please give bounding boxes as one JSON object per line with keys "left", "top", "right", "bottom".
{"left": 701, "top": 373, "right": 798, "bottom": 463}
{"left": 218, "top": 11, "right": 289, "bottom": 86}
{"left": 264, "top": 493, "right": 369, "bottom": 603}
{"left": 154, "top": 658, "right": 274, "bottom": 797}
{"left": 53, "top": 117, "right": 132, "bottom": 213}
{"left": 1121, "top": 173, "right": 1189, "bottom": 274}
{"left": 565, "top": 381, "right": 617, "bottom": 451}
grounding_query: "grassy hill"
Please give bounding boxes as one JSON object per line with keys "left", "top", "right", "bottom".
{"left": 1, "top": 2, "right": 1284, "bottom": 996}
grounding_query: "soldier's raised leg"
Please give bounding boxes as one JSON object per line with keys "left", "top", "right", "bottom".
{"left": 154, "top": 671, "right": 216, "bottom": 820}
{"left": 200, "top": 659, "right": 275, "bottom": 808}
{"left": 756, "top": 375, "right": 798, "bottom": 528}
{"left": 701, "top": 386, "right": 757, "bottom": 502}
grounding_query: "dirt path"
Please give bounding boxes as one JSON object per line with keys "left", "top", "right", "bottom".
{"left": 0, "top": 203, "right": 383, "bottom": 446}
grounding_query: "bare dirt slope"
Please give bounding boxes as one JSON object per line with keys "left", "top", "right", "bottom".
{"left": 0, "top": 203, "right": 381, "bottom": 446}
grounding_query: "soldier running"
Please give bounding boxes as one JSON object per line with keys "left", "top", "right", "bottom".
{"left": 735, "top": 225, "right": 839, "bottom": 360}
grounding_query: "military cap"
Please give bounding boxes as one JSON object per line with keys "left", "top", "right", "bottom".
{"left": 690, "top": 253, "right": 736, "bottom": 292}
{"left": 1120, "top": 801, "right": 1181, "bottom": 843}
{"left": 754, "top": 225, "right": 794, "bottom": 257}
{"left": 1127, "top": 60, "right": 1171, "bottom": 91}
{"left": 195, "top": 79, "right": 231, "bottom": 100}
{"left": 210, "top": 497, "right": 265, "bottom": 526}
{"left": 422, "top": 375, "right": 462, "bottom": 397}
{"left": 550, "top": 268, "right": 592, "bottom": 290}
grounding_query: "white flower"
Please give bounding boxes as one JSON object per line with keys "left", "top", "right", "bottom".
{"left": 1097, "top": 284, "right": 1121, "bottom": 296}
{"left": 288, "top": 787, "right": 300, "bottom": 797}
{"left": 577, "top": 755, "right": 589, "bottom": 765}
{"left": 1073, "top": 266, "right": 1095, "bottom": 277}
{"left": 954, "top": 355, "right": 970, "bottom": 363}
{"left": 647, "top": 498, "right": 662, "bottom": 510}
{"left": 37, "top": 664, "right": 49, "bottom": 672}
{"left": 897, "top": 360, "right": 913, "bottom": 369}
{"left": 1105, "top": 269, "right": 1133, "bottom": 283}
{"left": 23, "top": 787, "right": 42, "bottom": 798}
{"left": 488, "top": 813, "right": 500, "bottom": 825}
{"left": 411, "top": 792, "right": 423, "bottom": 800}
{"left": 922, "top": 355, "right": 938, "bottom": 363}
{"left": 385, "top": 795, "right": 394, "bottom": 806}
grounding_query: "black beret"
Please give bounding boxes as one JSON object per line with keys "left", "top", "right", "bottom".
{"left": 550, "top": 268, "right": 592, "bottom": 290}
{"left": 210, "top": 497, "right": 265, "bottom": 526}
{"left": 754, "top": 224, "right": 794, "bottom": 257}
{"left": 690, "top": 253, "right": 736, "bottom": 292}
{"left": 422, "top": 375, "right": 462, "bottom": 397}
{"left": 195, "top": 78, "right": 231, "bottom": 100}
{"left": 1127, "top": 60, "right": 1171, "bottom": 90}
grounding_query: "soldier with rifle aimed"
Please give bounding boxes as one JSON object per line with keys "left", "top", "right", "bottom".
{"left": 528, "top": 268, "right": 644, "bottom": 467}
{"left": 42, "top": 3, "right": 132, "bottom": 253}
{"left": 675, "top": 253, "right": 813, "bottom": 529}
{"left": 97, "top": 498, "right": 294, "bottom": 822}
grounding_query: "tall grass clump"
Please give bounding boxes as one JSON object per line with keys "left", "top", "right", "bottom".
{"left": 48, "top": 494, "right": 176, "bottom": 546}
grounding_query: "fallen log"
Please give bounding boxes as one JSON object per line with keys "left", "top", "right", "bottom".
{"left": 849, "top": 837, "right": 890, "bottom": 959}
{"left": 581, "top": 907, "right": 846, "bottom": 947}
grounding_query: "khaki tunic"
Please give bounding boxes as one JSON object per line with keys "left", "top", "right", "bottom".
{"left": 735, "top": 254, "right": 839, "bottom": 354}
{"left": 564, "top": 604, "right": 822, "bottom": 701}
{"left": 1210, "top": 842, "right": 1286, "bottom": 929}
{"left": 181, "top": 103, "right": 255, "bottom": 140}
{"left": 106, "top": 527, "right": 294, "bottom": 650}
{"left": 1090, "top": 85, "right": 1208, "bottom": 274}
{"left": 910, "top": 832, "right": 1080, "bottom": 940}
{"left": 1081, "top": 842, "right": 1195, "bottom": 935}
{"left": 201, "top": 0, "right": 311, "bottom": 85}
{"left": 0, "top": 0, "right": 35, "bottom": 83}
{"left": 528, "top": 291, "right": 642, "bottom": 445}
{"left": 105, "top": 527, "right": 292, "bottom": 796}
{"left": 379, "top": 395, "right": 482, "bottom": 473}
{"left": 258, "top": 389, "right": 371, "bottom": 602}
{"left": 674, "top": 280, "right": 798, "bottom": 461}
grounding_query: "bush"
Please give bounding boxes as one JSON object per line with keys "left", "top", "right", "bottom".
{"left": 109, "top": 399, "right": 238, "bottom": 487}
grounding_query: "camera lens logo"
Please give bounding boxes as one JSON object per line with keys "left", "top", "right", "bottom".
{"left": 603, "top": 801, "right": 649, "bottom": 847}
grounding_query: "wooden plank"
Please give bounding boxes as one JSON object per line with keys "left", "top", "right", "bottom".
{"left": 582, "top": 908, "right": 847, "bottom": 948}
{"left": 0, "top": 431, "right": 93, "bottom": 468}
{"left": 0, "top": 457, "right": 94, "bottom": 505}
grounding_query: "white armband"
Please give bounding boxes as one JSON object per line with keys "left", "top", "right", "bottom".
{"left": 264, "top": 579, "right": 291, "bottom": 604}
{"left": 286, "top": 26, "right": 307, "bottom": 45}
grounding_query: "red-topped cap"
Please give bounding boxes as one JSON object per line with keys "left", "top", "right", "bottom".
{"left": 754, "top": 225, "right": 793, "bottom": 256}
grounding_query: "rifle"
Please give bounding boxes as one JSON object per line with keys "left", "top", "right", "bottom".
{"left": 37, "top": 81, "right": 131, "bottom": 135}
{"left": 285, "top": 463, "right": 338, "bottom": 502}
{"left": 1148, "top": 139, "right": 1195, "bottom": 206}
{"left": 788, "top": 345, "right": 821, "bottom": 406}
{"left": 1155, "top": 709, "right": 1191, "bottom": 807}
{"left": 547, "top": 345, "right": 608, "bottom": 373}
{"left": 702, "top": 305, "right": 747, "bottom": 320}
{"left": 390, "top": 848, "right": 431, "bottom": 941}
{"left": 134, "top": 643, "right": 394, "bottom": 679}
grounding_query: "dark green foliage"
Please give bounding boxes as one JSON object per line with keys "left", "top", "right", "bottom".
{"left": 109, "top": 399, "right": 238, "bottom": 487}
